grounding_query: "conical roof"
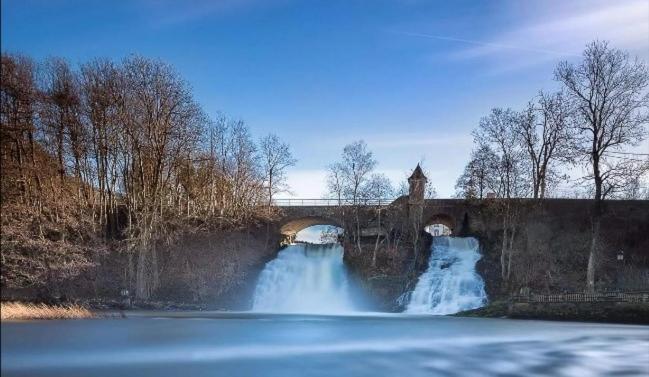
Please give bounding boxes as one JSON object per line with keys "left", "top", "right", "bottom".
{"left": 408, "top": 164, "right": 427, "bottom": 181}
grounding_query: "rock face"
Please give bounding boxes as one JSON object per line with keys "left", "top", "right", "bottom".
{"left": 1, "top": 225, "right": 281, "bottom": 310}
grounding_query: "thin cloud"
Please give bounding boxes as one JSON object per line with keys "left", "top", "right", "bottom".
{"left": 400, "top": 0, "right": 648, "bottom": 73}
{"left": 466, "top": 1, "right": 647, "bottom": 57}
{"left": 140, "top": 0, "right": 286, "bottom": 27}
{"left": 395, "top": 31, "right": 579, "bottom": 57}
{"left": 467, "top": 0, "right": 647, "bottom": 69}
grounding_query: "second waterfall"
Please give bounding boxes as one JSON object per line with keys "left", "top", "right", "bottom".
{"left": 406, "top": 236, "right": 487, "bottom": 314}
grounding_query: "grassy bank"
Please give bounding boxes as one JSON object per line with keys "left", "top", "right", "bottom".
{"left": 1, "top": 302, "right": 93, "bottom": 320}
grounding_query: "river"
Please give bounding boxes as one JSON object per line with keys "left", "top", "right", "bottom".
{"left": 2, "top": 313, "right": 648, "bottom": 377}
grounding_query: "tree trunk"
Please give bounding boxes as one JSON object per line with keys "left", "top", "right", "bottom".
{"left": 500, "top": 210, "right": 509, "bottom": 279}
{"left": 135, "top": 240, "right": 149, "bottom": 300}
{"left": 372, "top": 209, "right": 381, "bottom": 267}
{"left": 506, "top": 225, "right": 516, "bottom": 281}
{"left": 355, "top": 207, "right": 363, "bottom": 253}
{"left": 587, "top": 151, "right": 603, "bottom": 293}
{"left": 587, "top": 201, "right": 602, "bottom": 293}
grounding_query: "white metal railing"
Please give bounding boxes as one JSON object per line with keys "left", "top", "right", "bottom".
{"left": 273, "top": 198, "right": 396, "bottom": 206}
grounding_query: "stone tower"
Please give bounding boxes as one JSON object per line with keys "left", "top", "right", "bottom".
{"left": 408, "top": 164, "right": 428, "bottom": 268}
{"left": 408, "top": 164, "right": 427, "bottom": 205}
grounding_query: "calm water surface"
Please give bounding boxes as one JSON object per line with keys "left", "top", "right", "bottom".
{"left": 2, "top": 312, "right": 648, "bottom": 377}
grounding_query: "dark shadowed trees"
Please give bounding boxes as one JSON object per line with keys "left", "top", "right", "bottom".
{"left": 80, "top": 58, "right": 123, "bottom": 236}
{"left": 1, "top": 54, "right": 39, "bottom": 204}
{"left": 555, "top": 40, "right": 649, "bottom": 291}
{"left": 455, "top": 145, "right": 499, "bottom": 199}
{"left": 40, "top": 58, "right": 88, "bottom": 190}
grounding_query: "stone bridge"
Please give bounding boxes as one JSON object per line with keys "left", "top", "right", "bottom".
{"left": 273, "top": 165, "right": 649, "bottom": 266}
{"left": 271, "top": 165, "right": 648, "bottom": 308}
{"left": 275, "top": 197, "right": 649, "bottom": 245}
{"left": 275, "top": 198, "right": 469, "bottom": 237}
{"left": 273, "top": 197, "right": 480, "bottom": 241}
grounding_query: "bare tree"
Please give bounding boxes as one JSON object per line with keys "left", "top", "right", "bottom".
{"left": 339, "top": 141, "right": 377, "bottom": 204}
{"left": 618, "top": 173, "right": 649, "bottom": 200}
{"left": 474, "top": 108, "right": 529, "bottom": 199}
{"left": 556, "top": 40, "right": 649, "bottom": 291}
{"left": 1, "top": 54, "right": 39, "bottom": 204}
{"left": 119, "top": 56, "right": 205, "bottom": 299}
{"left": 517, "top": 91, "right": 572, "bottom": 199}
{"left": 200, "top": 116, "right": 263, "bottom": 222}
{"left": 319, "top": 226, "right": 343, "bottom": 244}
{"left": 362, "top": 173, "right": 394, "bottom": 266}
{"left": 326, "top": 162, "right": 345, "bottom": 205}
{"left": 2, "top": 53, "right": 285, "bottom": 299}
{"left": 259, "top": 134, "right": 296, "bottom": 209}
{"left": 362, "top": 173, "right": 393, "bottom": 201}
{"left": 396, "top": 181, "right": 409, "bottom": 197}
{"left": 328, "top": 140, "right": 377, "bottom": 252}
{"left": 474, "top": 108, "right": 529, "bottom": 281}
{"left": 455, "top": 144, "right": 499, "bottom": 199}
{"left": 80, "top": 58, "right": 123, "bottom": 236}
{"left": 40, "top": 57, "right": 88, "bottom": 195}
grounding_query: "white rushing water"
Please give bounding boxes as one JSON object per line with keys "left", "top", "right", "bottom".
{"left": 252, "top": 243, "right": 356, "bottom": 314}
{"left": 406, "top": 236, "right": 487, "bottom": 314}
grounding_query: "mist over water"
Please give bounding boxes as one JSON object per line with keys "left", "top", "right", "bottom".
{"left": 252, "top": 243, "right": 356, "bottom": 314}
{"left": 4, "top": 314, "right": 648, "bottom": 377}
{"left": 406, "top": 236, "right": 487, "bottom": 314}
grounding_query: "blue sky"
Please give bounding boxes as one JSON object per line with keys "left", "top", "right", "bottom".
{"left": 3, "top": 0, "right": 648, "bottom": 197}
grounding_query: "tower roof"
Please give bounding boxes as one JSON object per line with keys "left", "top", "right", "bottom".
{"left": 408, "top": 164, "right": 427, "bottom": 181}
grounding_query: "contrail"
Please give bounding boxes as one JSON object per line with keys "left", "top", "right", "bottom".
{"left": 395, "top": 31, "right": 580, "bottom": 57}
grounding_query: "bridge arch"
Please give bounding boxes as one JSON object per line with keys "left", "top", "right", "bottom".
{"left": 424, "top": 213, "right": 456, "bottom": 236}
{"left": 279, "top": 216, "right": 343, "bottom": 237}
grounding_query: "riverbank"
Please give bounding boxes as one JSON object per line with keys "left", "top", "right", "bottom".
{"left": 0, "top": 302, "right": 93, "bottom": 320}
{"left": 5, "top": 298, "right": 648, "bottom": 325}
{"left": 455, "top": 300, "right": 649, "bottom": 325}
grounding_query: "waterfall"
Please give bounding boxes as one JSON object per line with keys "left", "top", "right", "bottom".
{"left": 406, "top": 236, "right": 487, "bottom": 314}
{"left": 252, "top": 243, "right": 356, "bottom": 314}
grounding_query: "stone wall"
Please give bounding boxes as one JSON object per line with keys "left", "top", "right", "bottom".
{"left": 5, "top": 198, "right": 646, "bottom": 311}
{"left": 508, "top": 302, "right": 649, "bottom": 324}
{"left": 333, "top": 199, "right": 649, "bottom": 310}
